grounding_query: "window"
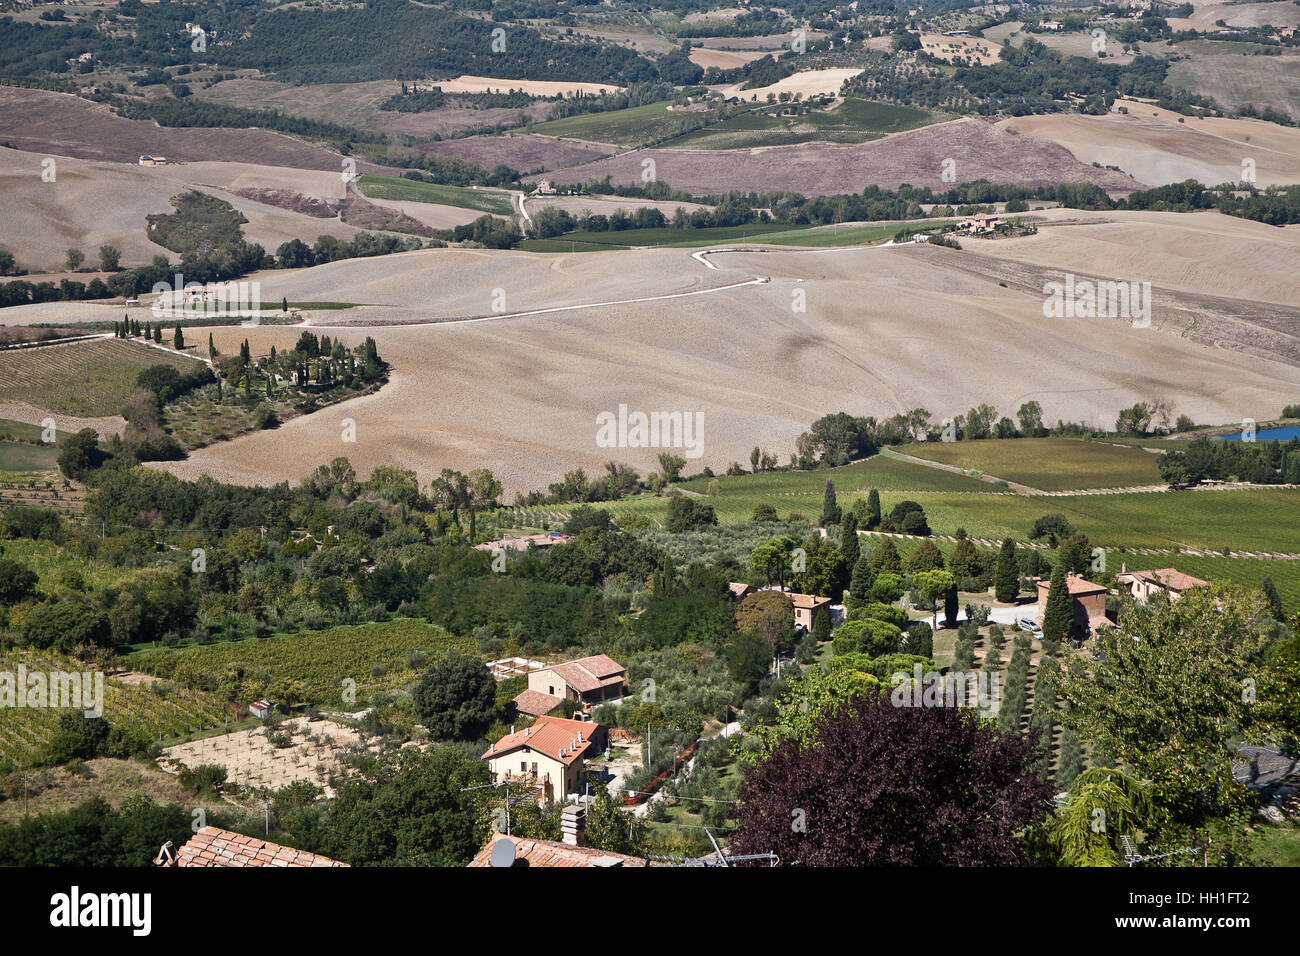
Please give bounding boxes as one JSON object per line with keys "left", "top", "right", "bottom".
{"left": 548, "top": 685, "right": 555, "bottom": 695}
{"left": 521, "top": 761, "right": 527, "bottom": 772}
{"left": 531, "top": 762, "right": 538, "bottom": 775}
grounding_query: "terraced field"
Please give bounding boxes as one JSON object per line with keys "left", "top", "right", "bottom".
{"left": 129, "top": 619, "right": 475, "bottom": 705}
{"left": 897, "top": 438, "right": 1164, "bottom": 491}
{"left": 0, "top": 338, "right": 198, "bottom": 418}
{"left": 0, "top": 648, "right": 233, "bottom": 766}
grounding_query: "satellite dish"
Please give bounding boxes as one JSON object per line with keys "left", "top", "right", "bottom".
{"left": 490, "top": 837, "right": 517, "bottom": 868}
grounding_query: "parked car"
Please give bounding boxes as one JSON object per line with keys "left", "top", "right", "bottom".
{"left": 1017, "top": 617, "right": 1040, "bottom": 633}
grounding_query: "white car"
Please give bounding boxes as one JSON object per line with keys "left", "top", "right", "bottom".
{"left": 1017, "top": 617, "right": 1041, "bottom": 633}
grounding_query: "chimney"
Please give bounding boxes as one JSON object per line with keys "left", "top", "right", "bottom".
{"left": 525, "top": 726, "right": 530, "bottom": 738}
{"left": 561, "top": 805, "right": 586, "bottom": 846}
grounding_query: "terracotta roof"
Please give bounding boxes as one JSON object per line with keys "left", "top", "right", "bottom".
{"left": 468, "top": 833, "right": 651, "bottom": 867}
{"left": 512, "top": 689, "right": 564, "bottom": 716}
{"left": 788, "top": 592, "right": 831, "bottom": 609}
{"left": 547, "top": 654, "right": 625, "bottom": 694}
{"left": 483, "top": 715, "right": 599, "bottom": 767}
{"left": 474, "top": 533, "right": 569, "bottom": 553}
{"left": 1036, "top": 574, "right": 1107, "bottom": 595}
{"left": 1119, "top": 568, "right": 1209, "bottom": 592}
{"left": 728, "top": 582, "right": 756, "bottom": 597}
{"left": 173, "top": 827, "right": 348, "bottom": 868}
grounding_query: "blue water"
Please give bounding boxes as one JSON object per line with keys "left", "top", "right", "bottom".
{"left": 1217, "top": 426, "right": 1300, "bottom": 442}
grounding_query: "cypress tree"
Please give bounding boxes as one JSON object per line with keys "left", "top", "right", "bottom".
{"left": 208, "top": 332, "right": 216, "bottom": 359}
{"left": 812, "top": 606, "right": 830, "bottom": 643}
{"left": 173, "top": 324, "right": 184, "bottom": 349}
{"left": 995, "top": 537, "right": 1019, "bottom": 603}
{"left": 949, "top": 528, "right": 979, "bottom": 581}
{"left": 848, "top": 555, "right": 875, "bottom": 609}
{"left": 1262, "top": 577, "right": 1284, "bottom": 620}
{"left": 1041, "top": 563, "right": 1074, "bottom": 648}
{"left": 944, "top": 585, "right": 958, "bottom": 628}
{"left": 866, "top": 488, "right": 881, "bottom": 530}
{"left": 820, "top": 479, "right": 841, "bottom": 527}
{"left": 841, "top": 513, "right": 860, "bottom": 573}
{"left": 153, "top": 325, "right": 162, "bottom": 343}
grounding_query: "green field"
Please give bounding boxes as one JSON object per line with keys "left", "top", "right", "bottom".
{"left": 528, "top": 100, "right": 710, "bottom": 147}
{"left": 355, "top": 174, "right": 514, "bottom": 215}
{"left": 129, "top": 618, "right": 475, "bottom": 705}
{"left": 606, "top": 455, "right": 991, "bottom": 525}
{"left": 0, "top": 441, "right": 59, "bottom": 475}
{"left": 665, "top": 98, "right": 943, "bottom": 149}
{"left": 0, "top": 339, "right": 199, "bottom": 418}
{"left": 517, "top": 219, "right": 946, "bottom": 253}
{"left": 898, "top": 438, "right": 1164, "bottom": 491}
{"left": 601, "top": 453, "right": 1300, "bottom": 553}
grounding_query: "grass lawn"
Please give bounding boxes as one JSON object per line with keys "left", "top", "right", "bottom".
{"left": 355, "top": 174, "right": 514, "bottom": 215}
{"left": 897, "top": 438, "right": 1163, "bottom": 491}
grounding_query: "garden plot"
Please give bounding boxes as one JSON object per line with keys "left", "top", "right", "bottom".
{"left": 160, "top": 717, "right": 381, "bottom": 796}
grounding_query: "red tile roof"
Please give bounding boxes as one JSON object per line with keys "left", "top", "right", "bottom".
{"left": 483, "top": 716, "right": 599, "bottom": 767}
{"left": 512, "top": 689, "right": 564, "bottom": 716}
{"left": 1036, "top": 574, "right": 1107, "bottom": 595}
{"left": 468, "top": 833, "right": 650, "bottom": 867}
{"left": 1121, "top": 568, "right": 1209, "bottom": 592}
{"left": 547, "top": 654, "right": 625, "bottom": 694}
{"left": 173, "top": 827, "right": 348, "bottom": 868}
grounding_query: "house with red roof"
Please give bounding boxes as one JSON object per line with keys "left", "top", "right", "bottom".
{"left": 1035, "top": 573, "right": 1111, "bottom": 633}
{"left": 482, "top": 715, "right": 605, "bottom": 805}
{"left": 1115, "top": 566, "right": 1209, "bottom": 604}
{"left": 516, "top": 654, "right": 626, "bottom": 715}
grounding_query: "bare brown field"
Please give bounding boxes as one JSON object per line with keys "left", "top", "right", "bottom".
{"left": 437, "top": 75, "right": 624, "bottom": 97}
{"left": 689, "top": 47, "right": 771, "bottom": 69}
{"left": 421, "top": 133, "right": 611, "bottom": 173}
{"left": 149, "top": 213, "right": 1300, "bottom": 495}
{"left": 692, "top": 33, "right": 821, "bottom": 50}
{"left": 1182, "top": 0, "right": 1300, "bottom": 28}
{"left": 998, "top": 103, "right": 1300, "bottom": 186}
{"left": 356, "top": 196, "right": 485, "bottom": 229}
{"left": 718, "top": 68, "right": 863, "bottom": 102}
{"left": 197, "top": 77, "right": 553, "bottom": 138}
{"left": 0, "top": 87, "right": 357, "bottom": 170}
{"left": 0, "top": 146, "right": 368, "bottom": 273}
{"left": 1167, "top": 53, "right": 1300, "bottom": 122}
{"left": 534, "top": 117, "right": 1142, "bottom": 195}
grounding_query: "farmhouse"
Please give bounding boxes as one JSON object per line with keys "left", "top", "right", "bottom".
{"left": 138, "top": 155, "right": 168, "bottom": 166}
{"left": 1036, "top": 574, "right": 1110, "bottom": 633}
{"left": 517, "top": 653, "right": 627, "bottom": 714}
{"left": 958, "top": 213, "right": 1001, "bottom": 234}
{"left": 727, "top": 582, "right": 757, "bottom": 602}
{"left": 473, "top": 532, "right": 569, "bottom": 554}
{"left": 248, "top": 699, "right": 273, "bottom": 719}
{"left": 1115, "top": 567, "right": 1209, "bottom": 603}
{"left": 483, "top": 716, "right": 605, "bottom": 804}
{"left": 789, "top": 591, "right": 833, "bottom": 633}
{"left": 157, "top": 827, "right": 348, "bottom": 867}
